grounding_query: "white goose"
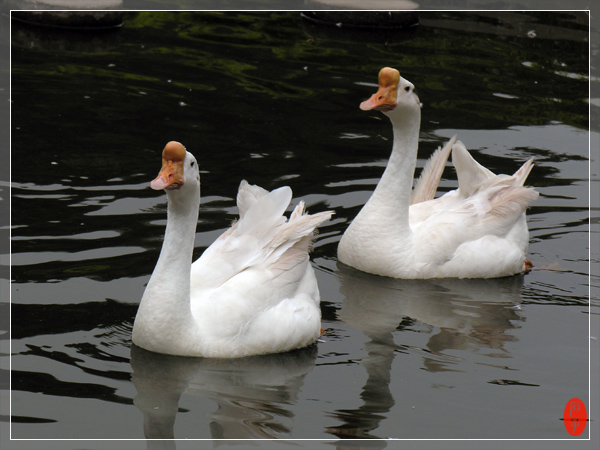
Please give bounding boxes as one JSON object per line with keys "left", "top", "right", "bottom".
{"left": 338, "top": 67, "right": 538, "bottom": 279}
{"left": 132, "top": 142, "right": 333, "bottom": 358}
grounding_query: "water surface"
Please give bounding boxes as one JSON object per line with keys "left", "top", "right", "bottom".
{"left": 8, "top": 10, "right": 595, "bottom": 445}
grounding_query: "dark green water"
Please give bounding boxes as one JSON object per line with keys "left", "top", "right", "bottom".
{"left": 8, "top": 10, "right": 595, "bottom": 444}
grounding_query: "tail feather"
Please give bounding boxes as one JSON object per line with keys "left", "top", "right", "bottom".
{"left": 236, "top": 179, "right": 269, "bottom": 219}
{"left": 452, "top": 141, "right": 496, "bottom": 198}
{"left": 234, "top": 183, "right": 291, "bottom": 238}
{"left": 512, "top": 157, "right": 535, "bottom": 186}
{"left": 487, "top": 184, "right": 539, "bottom": 218}
{"left": 265, "top": 209, "right": 333, "bottom": 268}
{"left": 411, "top": 135, "right": 456, "bottom": 205}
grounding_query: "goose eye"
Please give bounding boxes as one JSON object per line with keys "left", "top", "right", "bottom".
{"left": 190, "top": 161, "right": 195, "bottom": 167}
{"left": 404, "top": 86, "right": 411, "bottom": 92}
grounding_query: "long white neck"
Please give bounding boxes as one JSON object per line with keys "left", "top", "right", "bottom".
{"left": 367, "top": 109, "right": 421, "bottom": 230}
{"left": 150, "top": 187, "right": 198, "bottom": 292}
{"left": 135, "top": 184, "right": 200, "bottom": 338}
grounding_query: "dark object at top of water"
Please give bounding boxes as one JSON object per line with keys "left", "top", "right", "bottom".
{"left": 5, "top": 0, "right": 124, "bottom": 30}
{"left": 300, "top": 11, "right": 419, "bottom": 30}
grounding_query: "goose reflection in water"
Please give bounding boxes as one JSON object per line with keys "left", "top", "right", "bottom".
{"left": 130, "top": 343, "right": 317, "bottom": 444}
{"left": 326, "top": 264, "right": 525, "bottom": 439}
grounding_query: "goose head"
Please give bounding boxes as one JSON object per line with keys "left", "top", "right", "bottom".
{"left": 150, "top": 141, "right": 200, "bottom": 193}
{"left": 360, "top": 67, "right": 421, "bottom": 119}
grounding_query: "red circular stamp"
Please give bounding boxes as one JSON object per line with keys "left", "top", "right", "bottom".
{"left": 563, "top": 398, "right": 587, "bottom": 436}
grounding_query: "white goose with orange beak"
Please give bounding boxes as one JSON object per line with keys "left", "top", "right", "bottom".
{"left": 132, "top": 142, "right": 332, "bottom": 357}
{"left": 338, "top": 67, "right": 538, "bottom": 279}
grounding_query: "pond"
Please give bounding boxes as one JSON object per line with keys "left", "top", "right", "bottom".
{"left": 7, "top": 9, "right": 596, "bottom": 448}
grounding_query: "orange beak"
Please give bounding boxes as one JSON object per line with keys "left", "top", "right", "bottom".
{"left": 151, "top": 141, "right": 187, "bottom": 190}
{"left": 360, "top": 67, "right": 400, "bottom": 112}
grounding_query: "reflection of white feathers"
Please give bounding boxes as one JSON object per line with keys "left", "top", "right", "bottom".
{"left": 131, "top": 344, "right": 317, "bottom": 440}
{"left": 324, "top": 265, "right": 525, "bottom": 438}
{"left": 337, "top": 265, "right": 524, "bottom": 343}
{"left": 133, "top": 145, "right": 332, "bottom": 358}
{"left": 339, "top": 69, "right": 537, "bottom": 279}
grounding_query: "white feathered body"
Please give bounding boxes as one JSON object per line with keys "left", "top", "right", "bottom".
{"left": 339, "top": 173, "right": 536, "bottom": 279}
